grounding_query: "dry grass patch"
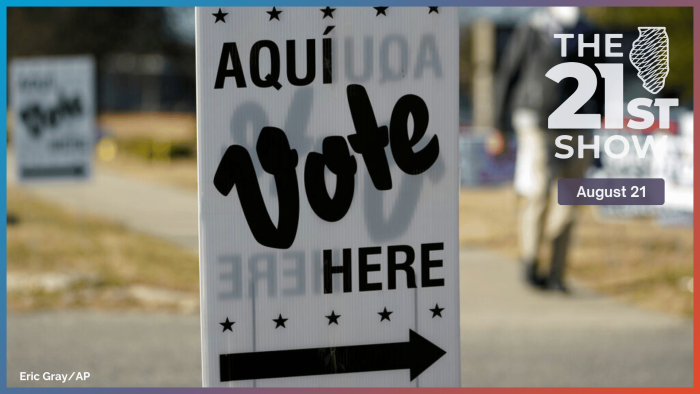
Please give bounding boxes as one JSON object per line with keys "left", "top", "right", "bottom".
{"left": 99, "top": 112, "right": 196, "bottom": 142}
{"left": 7, "top": 186, "right": 199, "bottom": 312}
{"left": 98, "top": 154, "right": 198, "bottom": 191}
{"left": 459, "top": 186, "right": 693, "bottom": 317}
{"left": 91, "top": 150, "right": 694, "bottom": 317}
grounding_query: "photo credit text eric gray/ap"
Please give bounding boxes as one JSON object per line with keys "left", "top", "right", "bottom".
{"left": 19, "top": 372, "right": 91, "bottom": 383}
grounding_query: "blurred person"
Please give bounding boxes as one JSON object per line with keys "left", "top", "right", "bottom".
{"left": 493, "top": 7, "right": 602, "bottom": 292}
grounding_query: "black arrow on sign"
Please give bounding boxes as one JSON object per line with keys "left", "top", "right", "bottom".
{"left": 220, "top": 329, "right": 446, "bottom": 382}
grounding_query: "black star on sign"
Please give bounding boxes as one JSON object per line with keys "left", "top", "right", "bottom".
{"left": 430, "top": 303, "right": 444, "bottom": 318}
{"left": 212, "top": 8, "right": 228, "bottom": 23}
{"left": 374, "top": 7, "right": 388, "bottom": 17}
{"left": 267, "top": 7, "right": 282, "bottom": 21}
{"left": 220, "top": 317, "right": 235, "bottom": 332}
{"left": 273, "top": 314, "right": 288, "bottom": 328}
{"left": 320, "top": 6, "right": 336, "bottom": 19}
{"left": 378, "top": 307, "right": 393, "bottom": 322}
{"left": 429, "top": 7, "right": 439, "bottom": 14}
{"left": 325, "top": 310, "right": 341, "bottom": 325}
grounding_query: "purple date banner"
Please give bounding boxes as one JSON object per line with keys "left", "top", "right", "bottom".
{"left": 558, "top": 178, "right": 665, "bottom": 206}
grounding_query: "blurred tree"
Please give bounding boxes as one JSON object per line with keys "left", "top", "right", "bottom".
{"left": 584, "top": 7, "right": 693, "bottom": 102}
{"left": 7, "top": 7, "right": 192, "bottom": 59}
{"left": 459, "top": 24, "right": 472, "bottom": 98}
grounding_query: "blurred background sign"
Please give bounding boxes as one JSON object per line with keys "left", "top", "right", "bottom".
{"left": 10, "top": 56, "right": 95, "bottom": 181}
{"left": 652, "top": 112, "right": 694, "bottom": 226}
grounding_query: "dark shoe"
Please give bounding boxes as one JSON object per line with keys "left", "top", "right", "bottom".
{"left": 546, "top": 279, "right": 570, "bottom": 294}
{"left": 523, "top": 261, "right": 548, "bottom": 289}
{"left": 548, "top": 224, "right": 573, "bottom": 294}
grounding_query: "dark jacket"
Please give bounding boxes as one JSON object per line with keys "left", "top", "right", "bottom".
{"left": 493, "top": 17, "right": 602, "bottom": 132}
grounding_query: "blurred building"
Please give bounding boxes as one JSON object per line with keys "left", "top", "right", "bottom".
{"left": 100, "top": 52, "right": 195, "bottom": 112}
{"left": 8, "top": 7, "right": 196, "bottom": 114}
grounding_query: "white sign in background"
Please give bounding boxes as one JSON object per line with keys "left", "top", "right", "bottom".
{"left": 196, "top": 7, "right": 459, "bottom": 387}
{"left": 10, "top": 56, "right": 95, "bottom": 181}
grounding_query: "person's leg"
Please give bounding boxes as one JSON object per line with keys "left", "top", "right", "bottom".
{"left": 549, "top": 222, "right": 573, "bottom": 291}
{"left": 544, "top": 131, "right": 590, "bottom": 292}
{"left": 514, "top": 119, "right": 551, "bottom": 288}
{"left": 519, "top": 189, "right": 548, "bottom": 279}
{"left": 544, "top": 181, "right": 576, "bottom": 292}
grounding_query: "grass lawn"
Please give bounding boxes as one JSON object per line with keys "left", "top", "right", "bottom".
{"left": 99, "top": 153, "right": 199, "bottom": 191}
{"left": 8, "top": 166, "right": 693, "bottom": 317}
{"left": 459, "top": 186, "right": 693, "bottom": 317}
{"left": 90, "top": 112, "right": 693, "bottom": 318}
{"left": 7, "top": 186, "right": 199, "bottom": 312}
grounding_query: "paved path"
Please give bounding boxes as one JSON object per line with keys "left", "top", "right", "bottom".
{"left": 459, "top": 249, "right": 692, "bottom": 387}
{"left": 6, "top": 161, "right": 693, "bottom": 387}
{"left": 7, "top": 312, "right": 202, "bottom": 387}
{"left": 7, "top": 156, "right": 199, "bottom": 253}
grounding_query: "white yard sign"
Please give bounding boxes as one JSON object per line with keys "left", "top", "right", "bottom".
{"left": 196, "top": 7, "right": 459, "bottom": 387}
{"left": 10, "top": 56, "right": 95, "bottom": 181}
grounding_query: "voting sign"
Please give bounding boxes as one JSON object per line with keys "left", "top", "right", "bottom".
{"left": 10, "top": 56, "right": 95, "bottom": 181}
{"left": 196, "top": 7, "right": 459, "bottom": 387}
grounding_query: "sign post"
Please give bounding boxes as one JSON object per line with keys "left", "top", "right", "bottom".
{"left": 196, "top": 7, "right": 460, "bottom": 387}
{"left": 10, "top": 56, "right": 95, "bottom": 182}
